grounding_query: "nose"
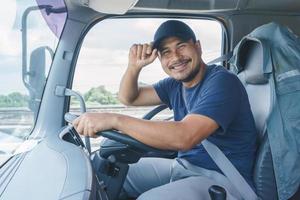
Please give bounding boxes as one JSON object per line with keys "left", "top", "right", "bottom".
{"left": 174, "top": 49, "right": 181, "bottom": 58}
{"left": 170, "top": 49, "right": 182, "bottom": 62}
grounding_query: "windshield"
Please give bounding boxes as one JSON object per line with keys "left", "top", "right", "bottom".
{"left": 0, "top": 0, "right": 67, "bottom": 165}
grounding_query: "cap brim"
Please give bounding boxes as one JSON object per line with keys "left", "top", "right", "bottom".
{"left": 153, "top": 34, "right": 191, "bottom": 50}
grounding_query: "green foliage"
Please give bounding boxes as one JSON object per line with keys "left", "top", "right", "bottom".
{"left": 0, "top": 86, "right": 118, "bottom": 108}
{"left": 84, "top": 86, "right": 119, "bottom": 105}
{"left": 71, "top": 86, "right": 119, "bottom": 106}
{"left": 0, "top": 92, "right": 29, "bottom": 107}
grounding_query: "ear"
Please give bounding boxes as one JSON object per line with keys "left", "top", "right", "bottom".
{"left": 195, "top": 40, "right": 202, "bottom": 55}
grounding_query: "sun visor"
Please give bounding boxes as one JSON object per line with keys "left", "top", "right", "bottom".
{"left": 81, "top": 0, "right": 139, "bottom": 14}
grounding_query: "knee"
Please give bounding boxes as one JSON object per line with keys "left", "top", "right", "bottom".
{"left": 136, "top": 189, "right": 155, "bottom": 200}
{"left": 137, "top": 187, "right": 177, "bottom": 200}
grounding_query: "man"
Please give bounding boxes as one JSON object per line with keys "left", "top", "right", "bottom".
{"left": 73, "top": 20, "right": 257, "bottom": 199}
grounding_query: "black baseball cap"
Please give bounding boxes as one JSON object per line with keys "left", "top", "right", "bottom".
{"left": 153, "top": 20, "right": 196, "bottom": 50}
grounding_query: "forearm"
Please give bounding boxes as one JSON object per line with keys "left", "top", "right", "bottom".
{"left": 112, "top": 114, "right": 192, "bottom": 150}
{"left": 118, "top": 67, "right": 141, "bottom": 105}
{"left": 73, "top": 112, "right": 217, "bottom": 150}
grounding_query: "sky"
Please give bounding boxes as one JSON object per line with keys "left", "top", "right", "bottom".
{"left": 0, "top": 1, "right": 222, "bottom": 95}
{"left": 0, "top": 0, "right": 58, "bottom": 95}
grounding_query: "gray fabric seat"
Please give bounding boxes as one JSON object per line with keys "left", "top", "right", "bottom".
{"left": 235, "top": 40, "right": 278, "bottom": 200}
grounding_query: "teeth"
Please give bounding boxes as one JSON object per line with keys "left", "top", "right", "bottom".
{"left": 174, "top": 62, "right": 186, "bottom": 67}
{"left": 171, "top": 61, "right": 188, "bottom": 70}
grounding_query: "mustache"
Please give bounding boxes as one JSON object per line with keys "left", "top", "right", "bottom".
{"left": 169, "top": 58, "right": 191, "bottom": 68}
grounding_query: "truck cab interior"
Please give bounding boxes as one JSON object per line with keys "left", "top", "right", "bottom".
{"left": 0, "top": 0, "right": 299, "bottom": 200}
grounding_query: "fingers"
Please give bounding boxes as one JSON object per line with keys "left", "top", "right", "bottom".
{"left": 137, "top": 44, "right": 142, "bottom": 60}
{"left": 83, "top": 121, "right": 90, "bottom": 136}
{"left": 149, "top": 48, "right": 158, "bottom": 62}
{"left": 73, "top": 116, "right": 84, "bottom": 135}
{"left": 142, "top": 43, "right": 154, "bottom": 59}
{"left": 71, "top": 113, "right": 114, "bottom": 137}
{"left": 128, "top": 43, "right": 157, "bottom": 69}
{"left": 147, "top": 43, "right": 153, "bottom": 54}
{"left": 130, "top": 43, "right": 154, "bottom": 60}
{"left": 83, "top": 122, "right": 96, "bottom": 137}
{"left": 72, "top": 115, "right": 94, "bottom": 137}
{"left": 141, "top": 44, "right": 147, "bottom": 59}
{"left": 130, "top": 44, "right": 137, "bottom": 57}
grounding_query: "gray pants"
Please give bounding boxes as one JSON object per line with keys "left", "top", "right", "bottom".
{"left": 123, "top": 158, "right": 242, "bottom": 200}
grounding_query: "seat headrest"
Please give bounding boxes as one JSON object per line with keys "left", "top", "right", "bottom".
{"left": 236, "top": 40, "right": 269, "bottom": 85}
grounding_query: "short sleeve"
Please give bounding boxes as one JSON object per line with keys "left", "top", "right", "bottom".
{"left": 190, "top": 72, "right": 243, "bottom": 133}
{"left": 153, "top": 77, "right": 176, "bottom": 109}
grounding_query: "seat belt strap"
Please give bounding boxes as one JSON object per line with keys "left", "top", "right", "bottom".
{"left": 202, "top": 140, "right": 257, "bottom": 200}
{"left": 207, "top": 51, "right": 233, "bottom": 65}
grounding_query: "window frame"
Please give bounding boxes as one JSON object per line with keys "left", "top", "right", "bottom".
{"left": 68, "top": 14, "right": 228, "bottom": 110}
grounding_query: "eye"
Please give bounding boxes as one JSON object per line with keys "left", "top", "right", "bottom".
{"left": 161, "top": 50, "right": 170, "bottom": 57}
{"left": 177, "top": 43, "right": 186, "bottom": 50}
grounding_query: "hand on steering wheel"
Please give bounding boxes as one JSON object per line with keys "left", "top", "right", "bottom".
{"left": 64, "top": 105, "right": 175, "bottom": 155}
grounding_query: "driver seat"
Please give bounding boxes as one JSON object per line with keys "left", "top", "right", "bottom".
{"left": 235, "top": 40, "right": 278, "bottom": 200}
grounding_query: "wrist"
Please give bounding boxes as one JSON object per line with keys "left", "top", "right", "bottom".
{"left": 128, "top": 63, "right": 143, "bottom": 72}
{"left": 111, "top": 113, "right": 122, "bottom": 130}
{"left": 126, "top": 66, "right": 142, "bottom": 79}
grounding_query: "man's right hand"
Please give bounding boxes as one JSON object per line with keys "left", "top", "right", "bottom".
{"left": 118, "top": 43, "right": 162, "bottom": 106}
{"left": 128, "top": 43, "right": 158, "bottom": 70}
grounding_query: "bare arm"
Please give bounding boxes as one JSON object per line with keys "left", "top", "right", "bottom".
{"left": 118, "top": 43, "right": 162, "bottom": 106}
{"left": 73, "top": 113, "right": 219, "bottom": 151}
{"left": 114, "top": 114, "right": 218, "bottom": 150}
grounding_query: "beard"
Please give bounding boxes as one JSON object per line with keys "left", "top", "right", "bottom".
{"left": 170, "top": 61, "right": 201, "bottom": 83}
{"left": 180, "top": 65, "right": 201, "bottom": 82}
{"left": 164, "top": 55, "right": 203, "bottom": 83}
{"left": 169, "top": 58, "right": 201, "bottom": 82}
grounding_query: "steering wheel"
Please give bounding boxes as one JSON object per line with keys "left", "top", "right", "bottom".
{"left": 64, "top": 104, "right": 176, "bottom": 156}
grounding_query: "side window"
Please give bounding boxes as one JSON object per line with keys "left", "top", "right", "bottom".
{"left": 71, "top": 18, "right": 222, "bottom": 150}
{"left": 0, "top": 1, "right": 67, "bottom": 161}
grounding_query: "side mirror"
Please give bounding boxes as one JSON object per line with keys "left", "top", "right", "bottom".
{"left": 25, "top": 46, "right": 53, "bottom": 114}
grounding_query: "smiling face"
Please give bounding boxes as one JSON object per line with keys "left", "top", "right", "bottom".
{"left": 157, "top": 37, "right": 205, "bottom": 87}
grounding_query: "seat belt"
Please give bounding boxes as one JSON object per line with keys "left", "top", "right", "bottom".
{"left": 201, "top": 140, "right": 257, "bottom": 200}
{"left": 181, "top": 86, "right": 257, "bottom": 200}
{"left": 207, "top": 51, "right": 233, "bottom": 65}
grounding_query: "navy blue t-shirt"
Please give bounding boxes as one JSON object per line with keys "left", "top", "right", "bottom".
{"left": 153, "top": 65, "right": 257, "bottom": 187}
